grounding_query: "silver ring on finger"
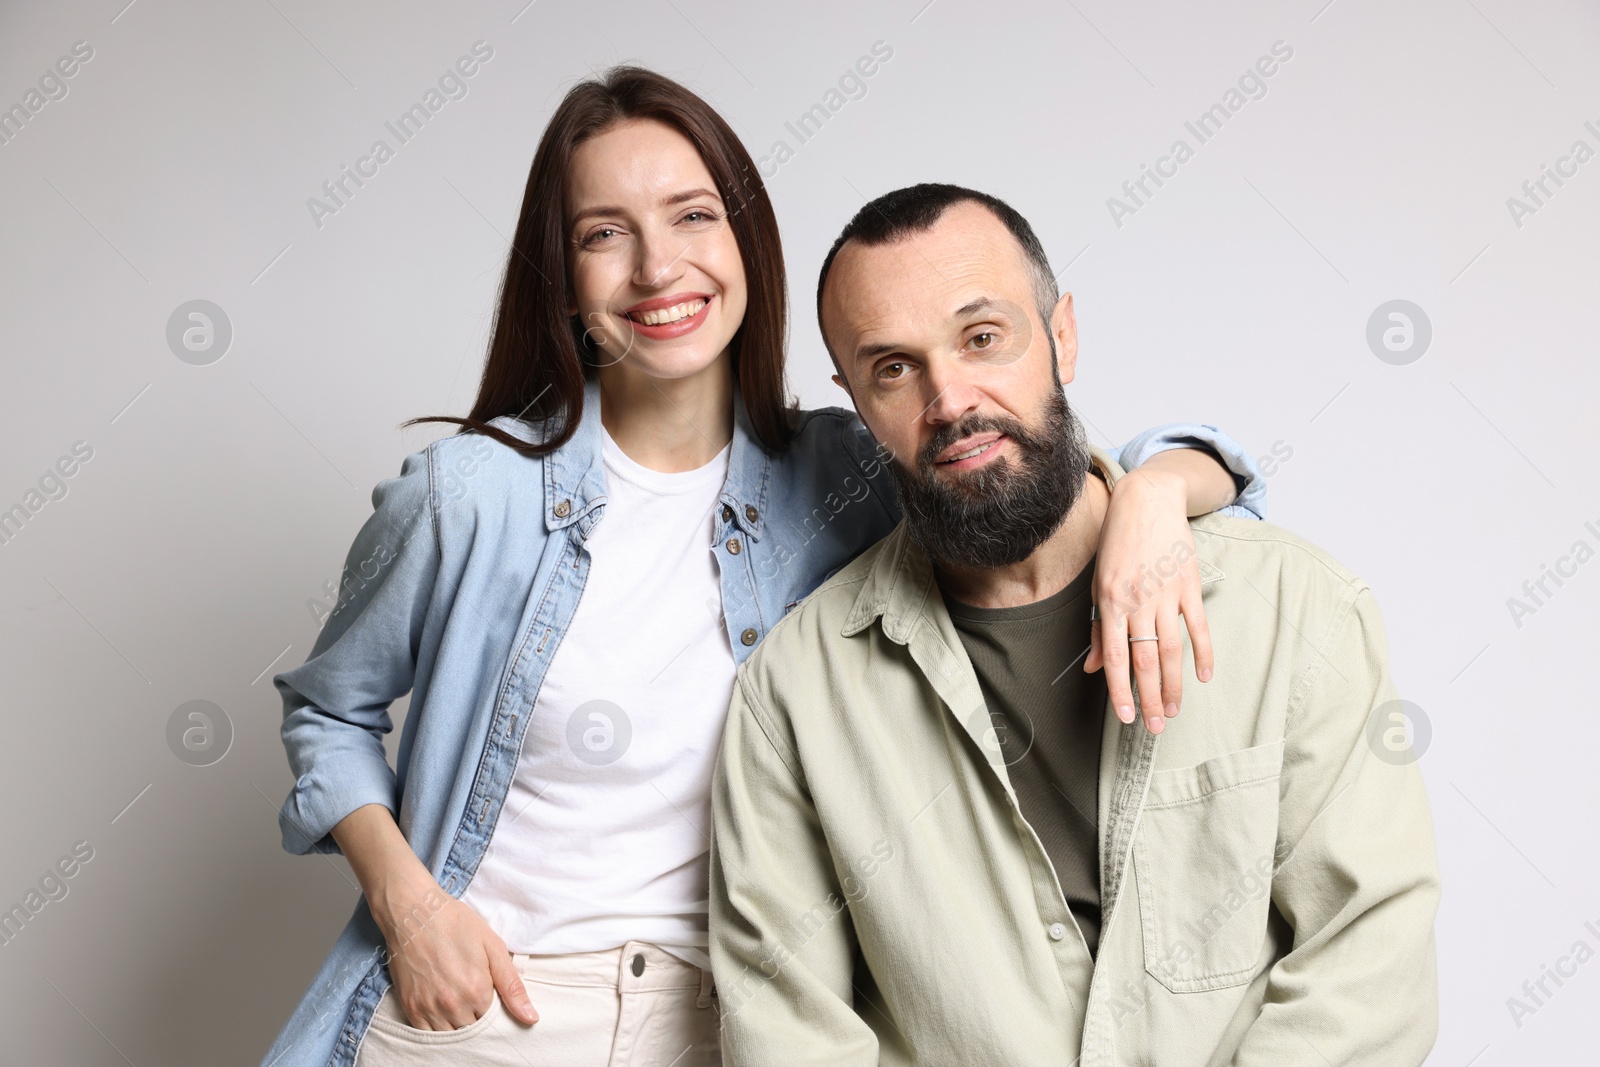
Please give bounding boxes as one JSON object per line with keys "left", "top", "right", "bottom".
{"left": 1128, "top": 636, "right": 1159, "bottom": 642}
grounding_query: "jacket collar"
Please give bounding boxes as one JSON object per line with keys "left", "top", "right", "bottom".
{"left": 721, "top": 379, "right": 773, "bottom": 540}
{"left": 841, "top": 443, "right": 1227, "bottom": 642}
{"left": 499, "top": 375, "right": 771, "bottom": 539}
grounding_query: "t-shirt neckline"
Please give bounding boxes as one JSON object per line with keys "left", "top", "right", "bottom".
{"left": 944, "top": 555, "right": 1098, "bottom": 625}
{"left": 599, "top": 424, "right": 731, "bottom": 495}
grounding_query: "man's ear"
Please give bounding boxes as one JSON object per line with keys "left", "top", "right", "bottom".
{"left": 831, "top": 373, "right": 850, "bottom": 395}
{"left": 1050, "top": 291, "right": 1079, "bottom": 385}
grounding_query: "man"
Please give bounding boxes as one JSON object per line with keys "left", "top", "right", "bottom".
{"left": 708, "top": 184, "right": 1439, "bottom": 1065}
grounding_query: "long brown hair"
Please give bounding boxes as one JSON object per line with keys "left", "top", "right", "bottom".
{"left": 406, "top": 66, "right": 793, "bottom": 455}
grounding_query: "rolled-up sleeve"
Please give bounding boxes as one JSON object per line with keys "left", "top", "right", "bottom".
{"left": 275, "top": 446, "right": 439, "bottom": 856}
{"left": 1115, "top": 422, "right": 1267, "bottom": 520}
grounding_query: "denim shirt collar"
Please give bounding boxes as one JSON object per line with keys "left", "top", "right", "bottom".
{"left": 537, "top": 375, "right": 772, "bottom": 541}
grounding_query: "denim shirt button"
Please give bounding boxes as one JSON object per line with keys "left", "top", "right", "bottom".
{"left": 553, "top": 499, "right": 571, "bottom": 518}
{"left": 726, "top": 537, "right": 742, "bottom": 555}
{"left": 721, "top": 504, "right": 734, "bottom": 522}
{"left": 741, "top": 628, "right": 758, "bottom": 646}
{"left": 744, "top": 505, "right": 759, "bottom": 522}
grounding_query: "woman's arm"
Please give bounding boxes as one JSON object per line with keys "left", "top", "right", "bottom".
{"left": 1092, "top": 428, "right": 1267, "bottom": 734}
{"left": 277, "top": 449, "right": 436, "bottom": 857}
{"left": 331, "top": 804, "right": 538, "bottom": 1029}
{"left": 1114, "top": 422, "right": 1267, "bottom": 520}
{"left": 276, "top": 446, "right": 535, "bottom": 1030}
{"left": 1125, "top": 446, "right": 1239, "bottom": 517}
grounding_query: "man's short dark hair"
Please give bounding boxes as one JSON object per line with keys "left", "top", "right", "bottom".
{"left": 815, "top": 182, "right": 1059, "bottom": 355}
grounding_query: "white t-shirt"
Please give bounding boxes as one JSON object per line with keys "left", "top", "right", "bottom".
{"left": 459, "top": 426, "right": 736, "bottom": 970}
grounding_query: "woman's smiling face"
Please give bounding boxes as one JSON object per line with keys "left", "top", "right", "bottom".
{"left": 566, "top": 119, "right": 748, "bottom": 383}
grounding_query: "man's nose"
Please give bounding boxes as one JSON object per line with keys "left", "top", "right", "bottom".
{"left": 919, "top": 360, "right": 983, "bottom": 427}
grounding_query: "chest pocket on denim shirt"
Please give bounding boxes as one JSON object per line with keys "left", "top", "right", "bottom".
{"left": 1133, "top": 738, "right": 1284, "bottom": 993}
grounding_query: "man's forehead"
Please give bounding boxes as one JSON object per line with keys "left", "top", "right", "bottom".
{"left": 826, "top": 204, "right": 1035, "bottom": 337}
{"left": 849, "top": 202, "right": 1020, "bottom": 271}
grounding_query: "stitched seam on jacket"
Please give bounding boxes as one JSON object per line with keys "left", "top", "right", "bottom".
{"left": 1282, "top": 579, "right": 1365, "bottom": 736}
{"left": 1273, "top": 582, "right": 1366, "bottom": 874}
{"left": 733, "top": 666, "right": 805, "bottom": 787}
{"left": 425, "top": 440, "right": 442, "bottom": 565}
{"left": 1142, "top": 771, "right": 1283, "bottom": 810}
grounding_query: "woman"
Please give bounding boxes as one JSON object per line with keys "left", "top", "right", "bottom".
{"left": 261, "top": 67, "right": 1263, "bottom": 1067}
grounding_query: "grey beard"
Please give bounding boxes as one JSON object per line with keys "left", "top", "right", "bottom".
{"left": 887, "top": 386, "right": 1091, "bottom": 570}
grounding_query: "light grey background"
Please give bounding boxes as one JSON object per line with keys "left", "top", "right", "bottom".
{"left": 1, "top": 0, "right": 1595, "bottom": 1063}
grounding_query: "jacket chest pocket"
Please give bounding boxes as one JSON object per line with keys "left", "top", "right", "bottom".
{"left": 1133, "top": 739, "right": 1284, "bottom": 993}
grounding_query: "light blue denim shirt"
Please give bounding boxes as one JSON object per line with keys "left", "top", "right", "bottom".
{"left": 261, "top": 376, "right": 1264, "bottom": 1067}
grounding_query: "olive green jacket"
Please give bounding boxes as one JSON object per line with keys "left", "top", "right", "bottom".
{"left": 709, "top": 447, "right": 1439, "bottom": 1066}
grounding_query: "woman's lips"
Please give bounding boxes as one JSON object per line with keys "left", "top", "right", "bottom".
{"left": 621, "top": 295, "right": 712, "bottom": 340}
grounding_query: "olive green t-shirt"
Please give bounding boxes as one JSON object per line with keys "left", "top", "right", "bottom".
{"left": 945, "top": 557, "right": 1106, "bottom": 957}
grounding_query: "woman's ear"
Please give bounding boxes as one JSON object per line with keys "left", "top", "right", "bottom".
{"left": 1050, "top": 291, "right": 1079, "bottom": 385}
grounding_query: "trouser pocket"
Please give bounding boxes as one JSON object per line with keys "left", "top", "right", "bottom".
{"left": 355, "top": 980, "right": 519, "bottom": 1065}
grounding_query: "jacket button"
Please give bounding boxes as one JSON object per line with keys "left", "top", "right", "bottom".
{"left": 744, "top": 504, "right": 759, "bottom": 522}
{"left": 721, "top": 504, "right": 733, "bottom": 522}
{"left": 726, "top": 537, "right": 742, "bottom": 555}
{"left": 1048, "top": 922, "right": 1066, "bottom": 941}
{"left": 553, "top": 499, "right": 571, "bottom": 518}
{"left": 741, "top": 628, "right": 758, "bottom": 646}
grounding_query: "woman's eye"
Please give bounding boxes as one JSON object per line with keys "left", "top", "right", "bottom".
{"left": 581, "top": 227, "right": 619, "bottom": 247}
{"left": 680, "top": 209, "right": 718, "bottom": 224}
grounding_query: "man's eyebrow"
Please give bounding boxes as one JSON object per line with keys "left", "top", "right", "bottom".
{"left": 570, "top": 187, "right": 722, "bottom": 227}
{"left": 849, "top": 298, "right": 1009, "bottom": 363}
{"left": 853, "top": 340, "right": 903, "bottom": 363}
{"left": 954, "top": 297, "right": 1006, "bottom": 319}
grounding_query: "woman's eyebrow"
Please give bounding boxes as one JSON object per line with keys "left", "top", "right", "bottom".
{"left": 571, "top": 187, "right": 721, "bottom": 227}
{"left": 662, "top": 187, "right": 720, "bottom": 205}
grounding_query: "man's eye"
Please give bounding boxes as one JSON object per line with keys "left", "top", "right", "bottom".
{"left": 876, "top": 361, "right": 907, "bottom": 380}
{"left": 971, "top": 332, "right": 996, "bottom": 349}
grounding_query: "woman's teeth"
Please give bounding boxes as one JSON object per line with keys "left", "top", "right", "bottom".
{"left": 630, "top": 299, "right": 707, "bottom": 326}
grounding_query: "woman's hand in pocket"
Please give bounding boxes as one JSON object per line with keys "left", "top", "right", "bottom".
{"left": 375, "top": 868, "right": 539, "bottom": 1031}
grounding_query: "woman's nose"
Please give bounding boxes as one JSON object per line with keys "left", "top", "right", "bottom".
{"left": 634, "top": 228, "right": 689, "bottom": 289}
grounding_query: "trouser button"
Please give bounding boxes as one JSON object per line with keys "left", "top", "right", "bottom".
{"left": 631, "top": 953, "right": 645, "bottom": 977}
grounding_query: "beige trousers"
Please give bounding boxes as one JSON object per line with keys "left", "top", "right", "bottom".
{"left": 354, "top": 942, "right": 721, "bottom": 1067}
